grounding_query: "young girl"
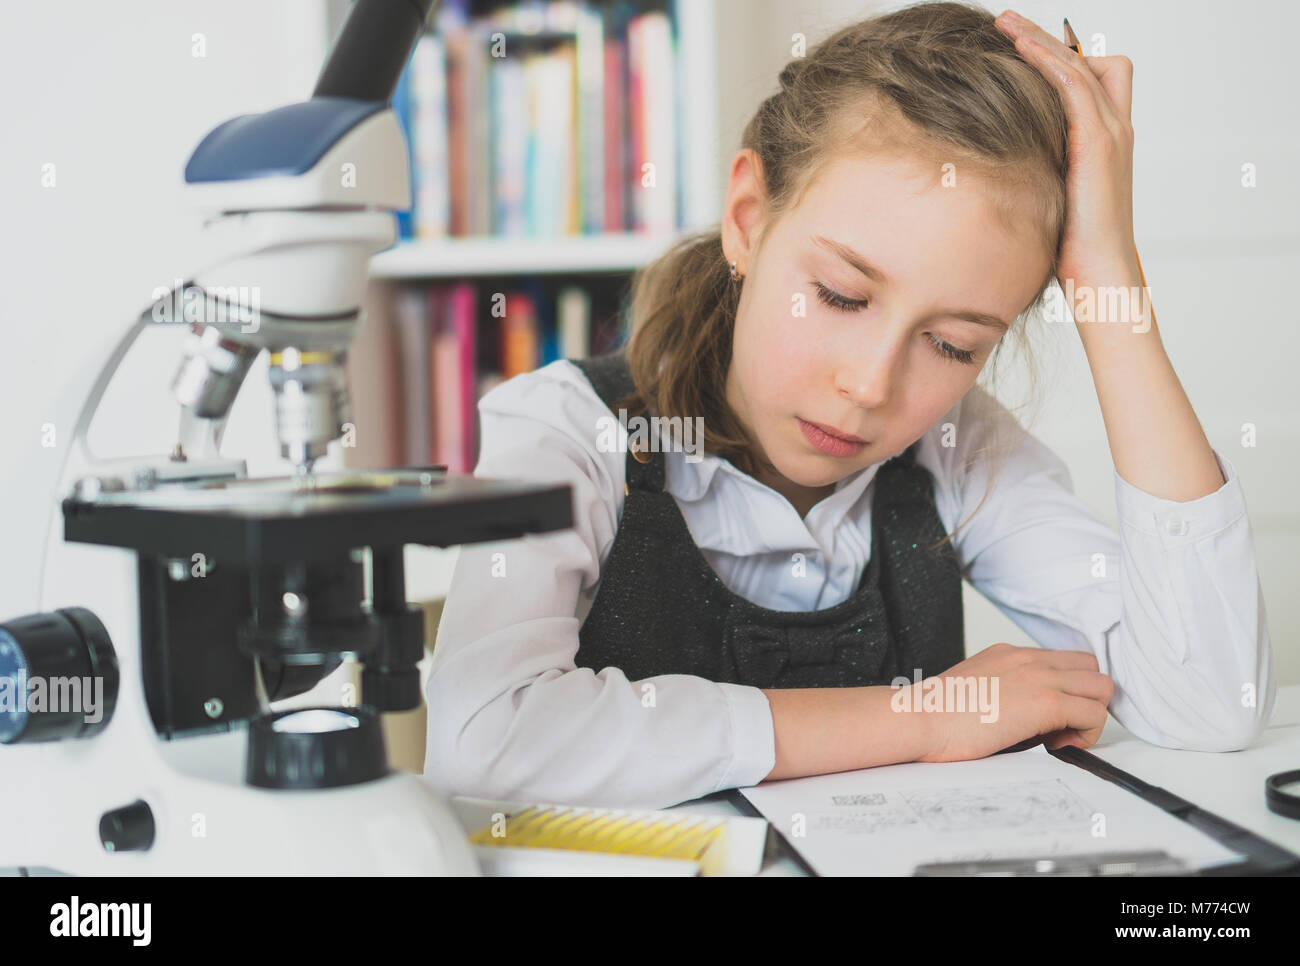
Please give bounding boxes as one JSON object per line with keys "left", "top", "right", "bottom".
{"left": 422, "top": 2, "right": 1274, "bottom": 810}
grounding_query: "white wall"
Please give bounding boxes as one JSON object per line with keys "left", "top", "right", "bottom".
{"left": 713, "top": 0, "right": 1300, "bottom": 684}
{"left": 0, "top": 1, "right": 331, "bottom": 616}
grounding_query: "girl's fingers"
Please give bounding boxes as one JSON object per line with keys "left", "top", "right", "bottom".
{"left": 1024, "top": 647, "right": 1101, "bottom": 672}
{"left": 998, "top": 11, "right": 1113, "bottom": 104}
{"left": 1054, "top": 693, "right": 1111, "bottom": 743}
{"left": 1053, "top": 668, "right": 1115, "bottom": 704}
{"left": 995, "top": 11, "right": 1124, "bottom": 136}
{"left": 1042, "top": 729, "right": 1074, "bottom": 750}
{"left": 1043, "top": 728, "right": 1090, "bottom": 751}
{"left": 1082, "top": 55, "right": 1135, "bottom": 122}
{"left": 997, "top": 734, "right": 1048, "bottom": 754}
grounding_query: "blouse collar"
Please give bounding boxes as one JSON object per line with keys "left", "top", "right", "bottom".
{"left": 661, "top": 446, "right": 885, "bottom": 554}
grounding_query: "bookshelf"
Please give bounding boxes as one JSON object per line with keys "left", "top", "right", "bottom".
{"left": 328, "top": 0, "right": 726, "bottom": 604}
{"left": 368, "top": 231, "right": 688, "bottom": 278}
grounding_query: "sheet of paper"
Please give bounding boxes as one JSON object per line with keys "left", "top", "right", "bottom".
{"left": 739, "top": 745, "right": 1244, "bottom": 876}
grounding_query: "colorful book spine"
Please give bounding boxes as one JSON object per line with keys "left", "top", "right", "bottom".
{"left": 412, "top": 34, "right": 450, "bottom": 238}
{"left": 342, "top": 283, "right": 403, "bottom": 470}
{"left": 602, "top": 25, "right": 627, "bottom": 232}
{"left": 393, "top": 287, "right": 432, "bottom": 465}
{"left": 630, "top": 10, "right": 676, "bottom": 234}
{"left": 391, "top": 62, "right": 415, "bottom": 240}
{"left": 557, "top": 286, "right": 591, "bottom": 360}
{"left": 627, "top": 12, "right": 645, "bottom": 231}
{"left": 575, "top": 2, "right": 606, "bottom": 233}
{"left": 493, "top": 54, "right": 528, "bottom": 236}
{"left": 448, "top": 283, "right": 479, "bottom": 473}
{"left": 501, "top": 293, "right": 540, "bottom": 379}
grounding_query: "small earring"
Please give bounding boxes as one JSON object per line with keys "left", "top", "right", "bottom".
{"left": 729, "top": 260, "right": 744, "bottom": 282}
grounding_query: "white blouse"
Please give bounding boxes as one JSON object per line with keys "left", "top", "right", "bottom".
{"left": 421, "top": 359, "right": 1276, "bottom": 809}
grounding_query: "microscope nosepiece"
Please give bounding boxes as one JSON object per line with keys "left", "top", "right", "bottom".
{"left": 268, "top": 347, "right": 349, "bottom": 467}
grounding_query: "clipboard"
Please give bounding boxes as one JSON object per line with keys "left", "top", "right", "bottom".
{"left": 1049, "top": 746, "right": 1299, "bottom": 876}
{"left": 723, "top": 746, "right": 1300, "bottom": 877}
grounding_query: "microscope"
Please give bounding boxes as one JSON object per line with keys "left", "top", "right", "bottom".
{"left": 0, "top": 0, "right": 571, "bottom": 874}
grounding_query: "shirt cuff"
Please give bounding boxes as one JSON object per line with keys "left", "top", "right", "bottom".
{"left": 715, "top": 682, "right": 776, "bottom": 790}
{"left": 1113, "top": 448, "right": 1247, "bottom": 546}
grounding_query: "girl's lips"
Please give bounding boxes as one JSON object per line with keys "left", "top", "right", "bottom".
{"left": 802, "top": 418, "right": 866, "bottom": 443}
{"left": 798, "top": 418, "right": 867, "bottom": 457}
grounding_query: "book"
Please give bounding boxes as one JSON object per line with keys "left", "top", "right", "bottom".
{"left": 629, "top": 10, "right": 677, "bottom": 234}
{"left": 501, "top": 292, "right": 540, "bottom": 379}
{"left": 575, "top": 2, "right": 606, "bottom": 233}
{"left": 393, "top": 286, "right": 432, "bottom": 465}
{"left": 391, "top": 60, "right": 416, "bottom": 240}
{"left": 492, "top": 53, "right": 528, "bottom": 236}
{"left": 602, "top": 19, "right": 627, "bottom": 232}
{"left": 411, "top": 34, "right": 450, "bottom": 238}
{"left": 557, "top": 285, "right": 591, "bottom": 360}
{"left": 429, "top": 283, "right": 479, "bottom": 473}
{"left": 526, "top": 46, "right": 577, "bottom": 236}
{"left": 342, "top": 283, "right": 404, "bottom": 469}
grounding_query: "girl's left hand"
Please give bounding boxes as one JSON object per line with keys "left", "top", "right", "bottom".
{"left": 993, "top": 10, "right": 1137, "bottom": 288}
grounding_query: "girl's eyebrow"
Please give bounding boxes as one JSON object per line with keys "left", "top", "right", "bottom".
{"left": 811, "top": 234, "right": 891, "bottom": 284}
{"left": 944, "top": 308, "right": 1010, "bottom": 331}
{"left": 810, "top": 233, "right": 1010, "bottom": 331}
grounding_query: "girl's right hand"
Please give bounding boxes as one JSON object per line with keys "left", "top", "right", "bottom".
{"left": 914, "top": 642, "right": 1114, "bottom": 763}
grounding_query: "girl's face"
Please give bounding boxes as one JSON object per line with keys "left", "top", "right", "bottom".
{"left": 722, "top": 149, "right": 1051, "bottom": 511}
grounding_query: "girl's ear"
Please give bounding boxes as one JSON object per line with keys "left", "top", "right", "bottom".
{"left": 722, "top": 149, "right": 770, "bottom": 271}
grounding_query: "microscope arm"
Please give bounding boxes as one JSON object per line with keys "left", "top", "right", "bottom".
{"left": 314, "top": 0, "right": 440, "bottom": 102}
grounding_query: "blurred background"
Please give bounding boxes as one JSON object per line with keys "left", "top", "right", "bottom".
{"left": 0, "top": 0, "right": 1295, "bottom": 763}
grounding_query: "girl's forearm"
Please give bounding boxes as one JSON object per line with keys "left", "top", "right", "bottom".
{"left": 1069, "top": 257, "right": 1225, "bottom": 503}
{"left": 760, "top": 685, "right": 937, "bottom": 781}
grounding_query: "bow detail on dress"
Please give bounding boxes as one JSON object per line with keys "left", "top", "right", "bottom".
{"left": 722, "top": 608, "right": 894, "bottom": 689}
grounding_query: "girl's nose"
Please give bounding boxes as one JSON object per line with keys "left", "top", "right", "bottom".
{"left": 835, "top": 341, "right": 902, "bottom": 409}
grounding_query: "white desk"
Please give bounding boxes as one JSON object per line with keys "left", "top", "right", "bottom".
{"left": 671, "top": 684, "right": 1300, "bottom": 876}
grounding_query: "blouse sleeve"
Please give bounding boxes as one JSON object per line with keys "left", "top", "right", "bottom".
{"left": 943, "top": 386, "right": 1275, "bottom": 752}
{"left": 421, "top": 364, "right": 776, "bottom": 809}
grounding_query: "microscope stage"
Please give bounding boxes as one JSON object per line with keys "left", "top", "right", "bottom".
{"left": 62, "top": 469, "right": 573, "bottom": 564}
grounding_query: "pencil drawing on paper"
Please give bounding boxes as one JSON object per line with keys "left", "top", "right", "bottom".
{"left": 900, "top": 780, "right": 1094, "bottom": 832}
{"left": 810, "top": 799, "right": 923, "bottom": 835}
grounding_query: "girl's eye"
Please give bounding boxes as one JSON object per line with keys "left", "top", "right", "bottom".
{"left": 814, "top": 279, "right": 977, "bottom": 365}
{"left": 926, "top": 333, "right": 977, "bottom": 366}
{"left": 813, "top": 280, "right": 868, "bottom": 313}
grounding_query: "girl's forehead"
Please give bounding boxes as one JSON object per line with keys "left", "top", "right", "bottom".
{"left": 797, "top": 157, "right": 1022, "bottom": 249}
{"left": 789, "top": 155, "right": 1050, "bottom": 316}
{"left": 805, "top": 151, "right": 993, "bottom": 203}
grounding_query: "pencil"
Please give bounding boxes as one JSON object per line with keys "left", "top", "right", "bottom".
{"left": 1063, "top": 17, "right": 1150, "bottom": 294}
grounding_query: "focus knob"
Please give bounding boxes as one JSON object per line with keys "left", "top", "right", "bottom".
{"left": 0, "top": 607, "right": 119, "bottom": 743}
{"left": 99, "top": 800, "right": 156, "bottom": 853}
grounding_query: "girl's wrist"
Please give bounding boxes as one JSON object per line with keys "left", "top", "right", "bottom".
{"left": 884, "top": 682, "right": 952, "bottom": 763}
{"left": 1061, "top": 261, "right": 1152, "bottom": 335}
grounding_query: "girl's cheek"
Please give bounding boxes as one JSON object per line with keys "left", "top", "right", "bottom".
{"left": 767, "top": 331, "right": 817, "bottom": 385}
{"left": 770, "top": 302, "right": 818, "bottom": 353}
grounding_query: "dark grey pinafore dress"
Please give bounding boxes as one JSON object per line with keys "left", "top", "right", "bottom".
{"left": 569, "top": 350, "right": 965, "bottom": 689}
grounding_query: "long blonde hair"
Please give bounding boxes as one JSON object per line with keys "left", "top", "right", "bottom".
{"left": 610, "top": 1, "right": 1069, "bottom": 545}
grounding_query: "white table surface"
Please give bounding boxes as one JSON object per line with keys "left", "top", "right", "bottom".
{"left": 669, "top": 684, "right": 1300, "bottom": 876}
